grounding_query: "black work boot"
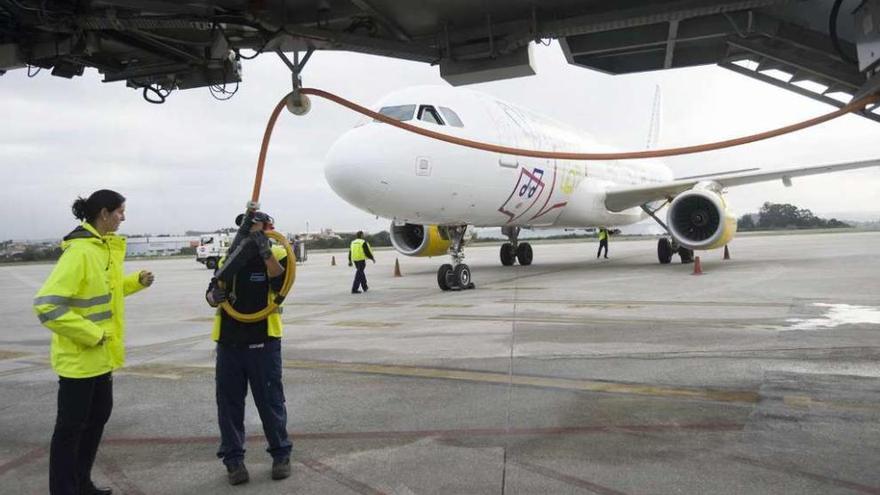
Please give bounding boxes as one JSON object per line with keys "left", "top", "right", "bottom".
{"left": 80, "top": 483, "right": 112, "bottom": 495}
{"left": 227, "top": 463, "right": 249, "bottom": 485}
{"left": 272, "top": 457, "right": 291, "bottom": 480}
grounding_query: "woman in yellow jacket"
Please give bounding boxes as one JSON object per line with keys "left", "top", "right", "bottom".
{"left": 33, "top": 190, "right": 154, "bottom": 495}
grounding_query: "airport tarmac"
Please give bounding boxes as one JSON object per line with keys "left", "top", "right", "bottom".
{"left": 1, "top": 231, "right": 879, "bottom": 494}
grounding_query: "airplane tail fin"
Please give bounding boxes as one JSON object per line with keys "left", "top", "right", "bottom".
{"left": 645, "top": 85, "right": 662, "bottom": 149}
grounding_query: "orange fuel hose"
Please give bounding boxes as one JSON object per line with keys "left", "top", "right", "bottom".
{"left": 250, "top": 88, "right": 878, "bottom": 202}
{"left": 299, "top": 88, "right": 880, "bottom": 160}
{"left": 237, "top": 88, "right": 877, "bottom": 317}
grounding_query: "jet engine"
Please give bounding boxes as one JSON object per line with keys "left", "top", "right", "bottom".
{"left": 389, "top": 223, "right": 452, "bottom": 257}
{"left": 667, "top": 184, "right": 737, "bottom": 250}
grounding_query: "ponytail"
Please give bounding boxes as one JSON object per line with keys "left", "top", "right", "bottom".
{"left": 71, "top": 189, "right": 126, "bottom": 223}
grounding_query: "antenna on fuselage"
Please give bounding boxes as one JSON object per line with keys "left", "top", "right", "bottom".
{"left": 646, "top": 84, "right": 662, "bottom": 149}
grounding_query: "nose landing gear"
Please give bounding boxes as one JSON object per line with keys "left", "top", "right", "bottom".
{"left": 437, "top": 225, "right": 475, "bottom": 291}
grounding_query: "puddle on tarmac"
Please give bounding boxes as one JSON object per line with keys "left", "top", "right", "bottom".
{"left": 785, "top": 303, "right": 880, "bottom": 330}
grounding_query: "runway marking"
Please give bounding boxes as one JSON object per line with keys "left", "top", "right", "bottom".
{"left": 783, "top": 394, "right": 880, "bottom": 413}
{"left": 0, "top": 446, "right": 46, "bottom": 477}
{"left": 429, "top": 314, "right": 783, "bottom": 327}
{"left": 300, "top": 457, "right": 388, "bottom": 495}
{"left": 511, "top": 459, "right": 629, "bottom": 495}
{"left": 0, "top": 350, "right": 32, "bottom": 360}
{"left": 98, "top": 422, "right": 743, "bottom": 447}
{"left": 98, "top": 453, "right": 147, "bottom": 495}
{"left": 281, "top": 359, "right": 758, "bottom": 404}
{"left": 417, "top": 303, "right": 476, "bottom": 308}
{"left": 496, "top": 299, "right": 793, "bottom": 308}
{"left": 329, "top": 321, "right": 402, "bottom": 328}
{"left": 729, "top": 455, "right": 880, "bottom": 495}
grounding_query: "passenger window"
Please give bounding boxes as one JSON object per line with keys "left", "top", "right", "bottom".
{"left": 417, "top": 105, "right": 445, "bottom": 125}
{"left": 376, "top": 104, "right": 416, "bottom": 122}
{"left": 439, "top": 107, "right": 464, "bottom": 127}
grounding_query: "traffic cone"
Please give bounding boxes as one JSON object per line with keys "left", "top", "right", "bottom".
{"left": 331, "top": 255, "right": 336, "bottom": 266}
{"left": 692, "top": 256, "right": 703, "bottom": 275}
{"left": 394, "top": 258, "right": 402, "bottom": 277}
{"left": 723, "top": 245, "right": 730, "bottom": 260}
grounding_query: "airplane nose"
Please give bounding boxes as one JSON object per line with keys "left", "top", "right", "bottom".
{"left": 324, "top": 127, "right": 375, "bottom": 210}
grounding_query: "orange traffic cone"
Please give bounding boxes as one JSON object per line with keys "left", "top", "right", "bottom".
{"left": 394, "top": 258, "right": 402, "bottom": 277}
{"left": 723, "top": 245, "right": 730, "bottom": 260}
{"left": 331, "top": 255, "right": 336, "bottom": 266}
{"left": 692, "top": 256, "right": 703, "bottom": 275}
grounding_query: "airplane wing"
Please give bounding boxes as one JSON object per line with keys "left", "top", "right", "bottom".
{"left": 604, "top": 158, "right": 880, "bottom": 212}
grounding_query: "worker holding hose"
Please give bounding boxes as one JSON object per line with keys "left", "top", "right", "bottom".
{"left": 205, "top": 211, "right": 292, "bottom": 485}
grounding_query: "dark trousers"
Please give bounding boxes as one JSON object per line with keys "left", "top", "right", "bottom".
{"left": 216, "top": 338, "right": 291, "bottom": 466}
{"left": 597, "top": 240, "right": 608, "bottom": 258}
{"left": 50, "top": 372, "right": 113, "bottom": 495}
{"left": 351, "top": 260, "right": 368, "bottom": 292}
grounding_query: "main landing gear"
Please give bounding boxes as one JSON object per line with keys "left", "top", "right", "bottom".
{"left": 437, "top": 225, "right": 476, "bottom": 291}
{"left": 657, "top": 238, "right": 693, "bottom": 264}
{"left": 642, "top": 204, "right": 695, "bottom": 265}
{"left": 499, "top": 226, "right": 533, "bottom": 267}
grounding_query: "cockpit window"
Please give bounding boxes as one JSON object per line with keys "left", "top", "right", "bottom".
{"left": 376, "top": 104, "right": 416, "bottom": 122}
{"left": 439, "top": 107, "right": 464, "bottom": 127}
{"left": 417, "top": 105, "right": 445, "bottom": 125}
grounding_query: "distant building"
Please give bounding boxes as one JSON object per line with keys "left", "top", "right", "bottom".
{"left": 126, "top": 235, "right": 200, "bottom": 256}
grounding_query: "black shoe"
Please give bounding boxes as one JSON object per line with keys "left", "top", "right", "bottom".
{"left": 351, "top": 290, "right": 361, "bottom": 294}
{"left": 363, "top": 285, "right": 368, "bottom": 292}
{"left": 604, "top": 256, "right": 608, "bottom": 259}
{"left": 80, "top": 484, "right": 112, "bottom": 495}
{"left": 272, "top": 457, "right": 291, "bottom": 480}
{"left": 227, "top": 463, "right": 249, "bottom": 485}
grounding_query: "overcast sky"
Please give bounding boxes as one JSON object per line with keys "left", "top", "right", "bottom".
{"left": 1, "top": 41, "right": 878, "bottom": 240}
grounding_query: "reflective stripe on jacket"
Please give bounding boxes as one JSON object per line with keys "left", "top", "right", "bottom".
{"left": 350, "top": 239, "right": 368, "bottom": 262}
{"left": 211, "top": 244, "right": 286, "bottom": 341}
{"left": 33, "top": 222, "right": 145, "bottom": 378}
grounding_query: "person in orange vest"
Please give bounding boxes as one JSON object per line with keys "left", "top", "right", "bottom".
{"left": 34, "top": 189, "right": 154, "bottom": 495}
{"left": 348, "top": 231, "right": 375, "bottom": 294}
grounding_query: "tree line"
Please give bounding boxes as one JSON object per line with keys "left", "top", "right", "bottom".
{"left": 738, "top": 202, "right": 849, "bottom": 230}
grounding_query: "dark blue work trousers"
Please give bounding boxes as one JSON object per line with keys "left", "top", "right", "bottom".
{"left": 215, "top": 338, "right": 291, "bottom": 466}
{"left": 50, "top": 372, "right": 113, "bottom": 495}
{"left": 351, "top": 260, "right": 368, "bottom": 292}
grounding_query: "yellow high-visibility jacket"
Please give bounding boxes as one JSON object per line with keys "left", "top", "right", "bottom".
{"left": 211, "top": 245, "right": 287, "bottom": 341}
{"left": 33, "top": 222, "right": 146, "bottom": 378}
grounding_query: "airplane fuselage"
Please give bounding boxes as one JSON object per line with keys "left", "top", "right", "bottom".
{"left": 325, "top": 85, "right": 674, "bottom": 230}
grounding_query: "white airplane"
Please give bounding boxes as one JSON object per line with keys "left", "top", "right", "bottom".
{"left": 324, "top": 85, "right": 879, "bottom": 291}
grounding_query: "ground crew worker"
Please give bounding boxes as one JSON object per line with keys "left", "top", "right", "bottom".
{"left": 597, "top": 227, "right": 610, "bottom": 259}
{"left": 33, "top": 189, "right": 154, "bottom": 495}
{"left": 348, "top": 231, "right": 375, "bottom": 294}
{"left": 205, "top": 212, "right": 292, "bottom": 485}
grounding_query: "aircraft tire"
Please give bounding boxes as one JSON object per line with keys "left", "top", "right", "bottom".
{"left": 453, "top": 264, "right": 472, "bottom": 288}
{"left": 657, "top": 239, "right": 673, "bottom": 264}
{"left": 516, "top": 243, "right": 533, "bottom": 266}
{"left": 500, "top": 243, "right": 516, "bottom": 266}
{"left": 678, "top": 247, "right": 694, "bottom": 264}
{"left": 206, "top": 257, "right": 218, "bottom": 270}
{"left": 437, "top": 264, "right": 454, "bottom": 291}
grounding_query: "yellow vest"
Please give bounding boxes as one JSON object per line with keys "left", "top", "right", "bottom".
{"left": 211, "top": 244, "right": 286, "bottom": 341}
{"left": 350, "top": 238, "right": 368, "bottom": 262}
{"left": 599, "top": 229, "right": 608, "bottom": 241}
{"left": 34, "top": 222, "right": 146, "bottom": 378}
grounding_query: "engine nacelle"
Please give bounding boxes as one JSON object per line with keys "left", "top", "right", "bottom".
{"left": 389, "top": 223, "right": 452, "bottom": 257}
{"left": 667, "top": 184, "right": 737, "bottom": 250}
